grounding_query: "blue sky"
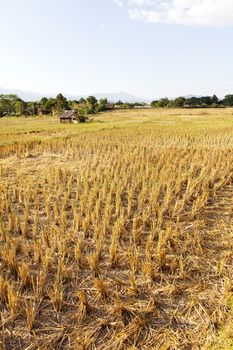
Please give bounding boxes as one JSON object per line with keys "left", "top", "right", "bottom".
{"left": 1, "top": 0, "right": 233, "bottom": 99}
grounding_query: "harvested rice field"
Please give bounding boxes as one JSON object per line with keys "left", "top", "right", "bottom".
{"left": 0, "top": 108, "right": 233, "bottom": 350}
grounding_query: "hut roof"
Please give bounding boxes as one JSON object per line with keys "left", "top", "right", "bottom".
{"left": 59, "top": 110, "right": 77, "bottom": 120}
{"left": 59, "top": 110, "right": 89, "bottom": 122}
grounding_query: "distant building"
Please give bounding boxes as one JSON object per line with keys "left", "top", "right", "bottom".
{"left": 104, "top": 102, "right": 113, "bottom": 110}
{"left": 59, "top": 110, "right": 88, "bottom": 124}
{"left": 133, "top": 105, "right": 151, "bottom": 109}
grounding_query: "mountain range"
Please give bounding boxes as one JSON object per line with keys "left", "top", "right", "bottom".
{"left": 0, "top": 87, "right": 150, "bottom": 103}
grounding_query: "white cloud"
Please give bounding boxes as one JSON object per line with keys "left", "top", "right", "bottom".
{"left": 100, "top": 23, "right": 107, "bottom": 30}
{"left": 115, "top": 0, "right": 233, "bottom": 27}
{"left": 114, "top": 0, "right": 124, "bottom": 7}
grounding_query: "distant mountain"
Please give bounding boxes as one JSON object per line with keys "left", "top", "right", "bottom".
{"left": 0, "top": 87, "right": 150, "bottom": 103}
{"left": 166, "top": 94, "right": 204, "bottom": 100}
{"left": 184, "top": 95, "right": 203, "bottom": 99}
{"left": 84, "top": 92, "right": 150, "bottom": 103}
{"left": 0, "top": 87, "right": 43, "bottom": 101}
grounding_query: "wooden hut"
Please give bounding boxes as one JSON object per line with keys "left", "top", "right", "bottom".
{"left": 59, "top": 110, "right": 88, "bottom": 124}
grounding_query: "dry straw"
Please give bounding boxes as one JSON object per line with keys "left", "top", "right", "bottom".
{"left": 0, "top": 109, "right": 233, "bottom": 349}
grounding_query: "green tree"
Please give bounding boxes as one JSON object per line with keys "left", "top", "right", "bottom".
{"left": 157, "top": 98, "right": 170, "bottom": 108}
{"left": 200, "top": 96, "right": 212, "bottom": 106}
{"left": 222, "top": 95, "right": 233, "bottom": 106}
{"left": 151, "top": 100, "right": 158, "bottom": 108}
{"left": 173, "top": 97, "right": 186, "bottom": 108}
{"left": 86, "top": 96, "right": 98, "bottom": 114}
{"left": 15, "top": 99, "right": 27, "bottom": 115}
{"left": 211, "top": 95, "right": 219, "bottom": 106}
{"left": 55, "top": 93, "right": 69, "bottom": 113}
{"left": 39, "top": 97, "right": 56, "bottom": 114}
{"left": 0, "top": 94, "right": 19, "bottom": 116}
{"left": 39, "top": 97, "right": 49, "bottom": 114}
{"left": 98, "top": 98, "right": 108, "bottom": 111}
{"left": 79, "top": 97, "right": 86, "bottom": 104}
{"left": 115, "top": 100, "right": 123, "bottom": 106}
{"left": 26, "top": 101, "right": 39, "bottom": 116}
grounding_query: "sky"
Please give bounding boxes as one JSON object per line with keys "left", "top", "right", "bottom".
{"left": 1, "top": 0, "right": 233, "bottom": 99}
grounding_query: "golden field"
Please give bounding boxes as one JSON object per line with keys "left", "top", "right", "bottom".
{"left": 0, "top": 108, "right": 233, "bottom": 350}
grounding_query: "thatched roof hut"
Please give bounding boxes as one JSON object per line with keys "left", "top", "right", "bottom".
{"left": 59, "top": 110, "right": 88, "bottom": 124}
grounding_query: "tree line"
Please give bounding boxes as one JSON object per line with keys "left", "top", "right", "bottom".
{"left": 151, "top": 95, "right": 233, "bottom": 108}
{"left": 0, "top": 94, "right": 110, "bottom": 117}
{"left": 1, "top": 93, "right": 233, "bottom": 117}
